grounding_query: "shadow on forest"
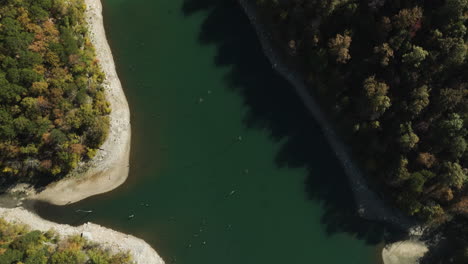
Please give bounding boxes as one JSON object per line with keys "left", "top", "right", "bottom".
{"left": 182, "top": 0, "right": 403, "bottom": 245}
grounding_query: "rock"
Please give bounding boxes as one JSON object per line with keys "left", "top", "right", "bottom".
{"left": 82, "top": 231, "right": 93, "bottom": 240}
{"left": 382, "top": 240, "right": 428, "bottom": 264}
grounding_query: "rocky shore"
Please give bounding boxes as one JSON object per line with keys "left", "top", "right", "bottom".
{"left": 0, "top": 207, "right": 165, "bottom": 264}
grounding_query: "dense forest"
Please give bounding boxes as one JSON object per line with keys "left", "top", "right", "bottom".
{"left": 0, "top": 0, "right": 110, "bottom": 184}
{"left": 256, "top": 0, "right": 467, "bottom": 260}
{"left": 0, "top": 218, "right": 133, "bottom": 263}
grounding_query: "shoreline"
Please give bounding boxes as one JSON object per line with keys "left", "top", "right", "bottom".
{"left": 30, "top": 0, "right": 131, "bottom": 206}
{"left": 237, "top": 1, "right": 429, "bottom": 263}
{"left": 1, "top": 1, "right": 166, "bottom": 263}
{"left": 237, "top": 0, "right": 415, "bottom": 230}
{"left": 0, "top": 207, "right": 165, "bottom": 264}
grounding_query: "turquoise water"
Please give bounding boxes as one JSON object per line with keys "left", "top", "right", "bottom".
{"left": 35, "top": 0, "right": 386, "bottom": 263}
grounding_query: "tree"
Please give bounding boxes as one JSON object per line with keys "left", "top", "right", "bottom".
{"left": 409, "top": 85, "right": 430, "bottom": 116}
{"left": 402, "top": 45, "right": 429, "bottom": 67}
{"left": 50, "top": 250, "right": 86, "bottom": 264}
{"left": 374, "top": 43, "right": 394, "bottom": 66}
{"left": 87, "top": 249, "right": 111, "bottom": 264}
{"left": 439, "top": 37, "right": 467, "bottom": 65}
{"left": 49, "top": 129, "right": 67, "bottom": 145}
{"left": 399, "top": 122, "right": 419, "bottom": 151}
{"left": 417, "top": 152, "right": 436, "bottom": 168}
{"left": 443, "top": 0, "right": 468, "bottom": 19}
{"left": 320, "top": 0, "right": 353, "bottom": 15}
{"left": 438, "top": 113, "right": 465, "bottom": 138}
{"left": 328, "top": 32, "right": 352, "bottom": 64}
{"left": 393, "top": 7, "right": 423, "bottom": 30}
{"left": 362, "top": 76, "right": 391, "bottom": 119}
{"left": 441, "top": 161, "right": 467, "bottom": 189}
{"left": 0, "top": 219, "right": 133, "bottom": 264}
{"left": 409, "top": 172, "right": 426, "bottom": 193}
{"left": 31, "top": 81, "right": 49, "bottom": 95}
{"left": 437, "top": 88, "right": 466, "bottom": 112}
{"left": 448, "top": 136, "right": 466, "bottom": 160}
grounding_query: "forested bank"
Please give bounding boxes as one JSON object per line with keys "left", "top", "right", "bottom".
{"left": 0, "top": 0, "right": 110, "bottom": 185}
{"left": 255, "top": 0, "right": 467, "bottom": 261}
{"left": 0, "top": 218, "right": 133, "bottom": 263}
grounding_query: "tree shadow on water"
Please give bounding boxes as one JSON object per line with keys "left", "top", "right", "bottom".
{"left": 182, "top": 0, "right": 402, "bottom": 245}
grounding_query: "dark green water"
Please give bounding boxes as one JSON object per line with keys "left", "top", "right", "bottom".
{"left": 35, "top": 0, "right": 388, "bottom": 263}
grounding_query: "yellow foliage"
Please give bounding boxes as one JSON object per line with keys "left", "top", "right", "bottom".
{"left": 51, "top": 166, "right": 61, "bottom": 175}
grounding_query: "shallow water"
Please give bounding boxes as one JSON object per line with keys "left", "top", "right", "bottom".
{"left": 35, "top": 0, "right": 387, "bottom": 263}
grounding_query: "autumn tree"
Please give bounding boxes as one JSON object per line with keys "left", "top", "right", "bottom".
{"left": 362, "top": 76, "right": 391, "bottom": 119}
{"left": 328, "top": 32, "right": 352, "bottom": 64}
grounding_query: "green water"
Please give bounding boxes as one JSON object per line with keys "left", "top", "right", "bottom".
{"left": 35, "top": 0, "right": 387, "bottom": 263}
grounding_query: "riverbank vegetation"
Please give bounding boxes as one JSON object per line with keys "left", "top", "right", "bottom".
{"left": 0, "top": 0, "right": 110, "bottom": 184}
{"left": 256, "top": 0, "right": 467, "bottom": 260}
{"left": 0, "top": 218, "right": 133, "bottom": 263}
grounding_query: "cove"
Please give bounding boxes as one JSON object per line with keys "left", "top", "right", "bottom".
{"left": 34, "top": 0, "right": 389, "bottom": 263}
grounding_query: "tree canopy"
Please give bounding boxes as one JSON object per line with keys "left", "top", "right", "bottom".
{"left": 257, "top": 0, "right": 468, "bottom": 224}
{"left": 0, "top": 218, "right": 133, "bottom": 264}
{"left": 0, "top": 0, "right": 110, "bottom": 184}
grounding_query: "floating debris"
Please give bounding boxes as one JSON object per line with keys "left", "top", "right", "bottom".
{"left": 237, "top": 136, "right": 242, "bottom": 141}
{"left": 76, "top": 209, "right": 93, "bottom": 213}
{"left": 128, "top": 214, "right": 135, "bottom": 220}
{"left": 228, "top": 190, "right": 237, "bottom": 196}
{"left": 207, "top": 90, "right": 212, "bottom": 94}
{"left": 202, "top": 241, "right": 207, "bottom": 245}
{"left": 198, "top": 97, "right": 204, "bottom": 103}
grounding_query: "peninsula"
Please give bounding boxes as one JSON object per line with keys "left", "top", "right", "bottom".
{"left": 31, "top": 0, "right": 132, "bottom": 206}
{"left": 0, "top": 0, "right": 162, "bottom": 263}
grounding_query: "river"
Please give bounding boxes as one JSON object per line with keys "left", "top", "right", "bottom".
{"left": 34, "top": 0, "right": 387, "bottom": 263}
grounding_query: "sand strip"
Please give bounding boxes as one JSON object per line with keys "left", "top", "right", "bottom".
{"left": 32, "top": 0, "right": 131, "bottom": 205}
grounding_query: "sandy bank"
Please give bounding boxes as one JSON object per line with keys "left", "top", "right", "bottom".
{"left": 382, "top": 240, "right": 428, "bottom": 264}
{"left": 31, "top": 0, "right": 131, "bottom": 205}
{"left": 0, "top": 207, "right": 164, "bottom": 264}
